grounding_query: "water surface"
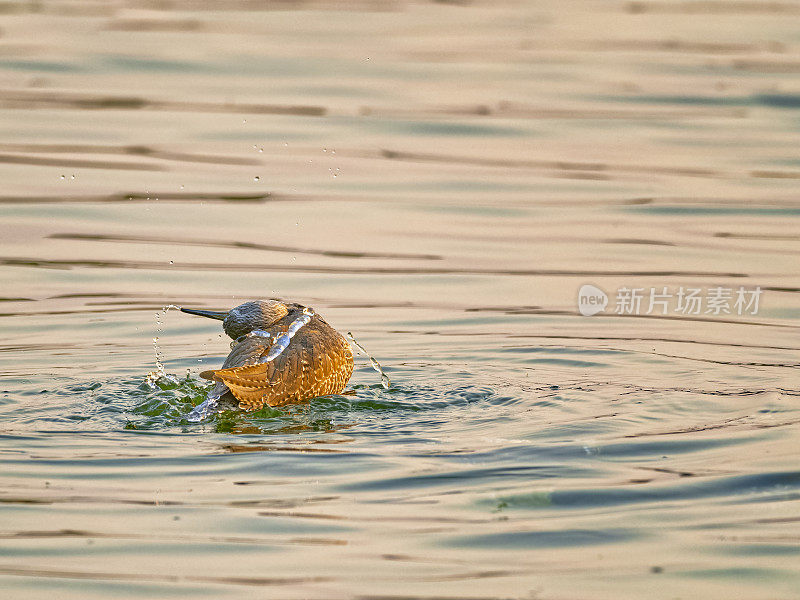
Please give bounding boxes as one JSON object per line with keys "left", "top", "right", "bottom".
{"left": 1, "top": 1, "right": 799, "bottom": 599}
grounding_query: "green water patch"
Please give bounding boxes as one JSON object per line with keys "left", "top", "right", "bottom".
{"left": 712, "top": 544, "right": 800, "bottom": 557}
{"left": 679, "top": 567, "right": 793, "bottom": 582}
{"left": 354, "top": 116, "right": 528, "bottom": 138}
{"left": 624, "top": 205, "right": 800, "bottom": 217}
{"left": 101, "top": 55, "right": 209, "bottom": 74}
{"left": 480, "top": 470, "right": 800, "bottom": 513}
{"left": 446, "top": 527, "right": 641, "bottom": 549}
{"left": 0, "top": 59, "right": 88, "bottom": 73}
{"left": 338, "top": 464, "right": 573, "bottom": 493}
{"left": 595, "top": 92, "right": 800, "bottom": 111}
{"left": 435, "top": 436, "right": 747, "bottom": 467}
{"left": 0, "top": 539, "right": 276, "bottom": 559}
{"left": 0, "top": 578, "right": 220, "bottom": 599}
{"left": 597, "top": 94, "right": 751, "bottom": 107}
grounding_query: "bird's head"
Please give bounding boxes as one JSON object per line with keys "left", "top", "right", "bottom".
{"left": 181, "top": 300, "right": 289, "bottom": 339}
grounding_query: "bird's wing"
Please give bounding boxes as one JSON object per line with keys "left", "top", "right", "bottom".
{"left": 198, "top": 336, "right": 270, "bottom": 379}
{"left": 201, "top": 317, "right": 353, "bottom": 410}
{"left": 203, "top": 335, "right": 306, "bottom": 410}
{"left": 199, "top": 336, "right": 270, "bottom": 404}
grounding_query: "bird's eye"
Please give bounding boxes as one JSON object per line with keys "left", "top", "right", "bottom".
{"left": 231, "top": 333, "right": 251, "bottom": 348}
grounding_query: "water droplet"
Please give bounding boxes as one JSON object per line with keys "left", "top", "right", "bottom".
{"left": 323, "top": 148, "right": 327, "bottom": 153}
{"left": 284, "top": 142, "right": 288, "bottom": 147}
{"left": 70, "top": 174, "right": 75, "bottom": 180}
{"left": 180, "top": 185, "right": 185, "bottom": 190}
{"left": 169, "top": 260, "right": 174, "bottom": 265}
{"left": 242, "top": 119, "right": 247, "bottom": 124}
{"left": 147, "top": 305, "right": 182, "bottom": 387}
{"left": 59, "top": 175, "right": 65, "bottom": 180}
{"left": 186, "top": 396, "right": 219, "bottom": 422}
{"left": 347, "top": 332, "right": 390, "bottom": 389}
{"left": 331, "top": 149, "right": 336, "bottom": 155}
{"left": 253, "top": 176, "right": 260, "bottom": 182}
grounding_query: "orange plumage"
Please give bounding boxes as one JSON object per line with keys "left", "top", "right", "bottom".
{"left": 183, "top": 301, "right": 353, "bottom": 410}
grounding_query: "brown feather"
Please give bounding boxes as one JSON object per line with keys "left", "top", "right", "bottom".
{"left": 206, "top": 311, "right": 353, "bottom": 410}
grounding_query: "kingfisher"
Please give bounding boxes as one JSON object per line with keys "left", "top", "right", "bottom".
{"left": 180, "top": 300, "right": 353, "bottom": 420}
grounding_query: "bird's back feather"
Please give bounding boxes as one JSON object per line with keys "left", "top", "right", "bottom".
{"left": 202, "top": 313, "right": 353, "bottom": 410}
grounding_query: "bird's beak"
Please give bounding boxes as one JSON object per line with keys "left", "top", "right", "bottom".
{"left": 180, "top": 307, "right": 228, "bottom": 321}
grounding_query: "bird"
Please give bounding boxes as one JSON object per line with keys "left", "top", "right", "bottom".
{"left": 180, "top": 300, "right": 353, "bottom": 416}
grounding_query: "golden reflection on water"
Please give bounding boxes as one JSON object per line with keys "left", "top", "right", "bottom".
{"left": 0, "top": 1, "right": 799, "bottom": 599}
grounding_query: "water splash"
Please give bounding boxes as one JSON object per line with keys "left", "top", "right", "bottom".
{"left": 186, "top": 384, "right": 225, "bottom": 422}
{"left": 347, "top": 332, "right": 390, "bottom": 389}
{"left": 232, "top": 329, "right": 271, "bottom": 349}
{"left": 145, "top": 305, "right": 181, "bottom": 388}
{"left": 259, "top": 307, "right": 314, "bottom": 363}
